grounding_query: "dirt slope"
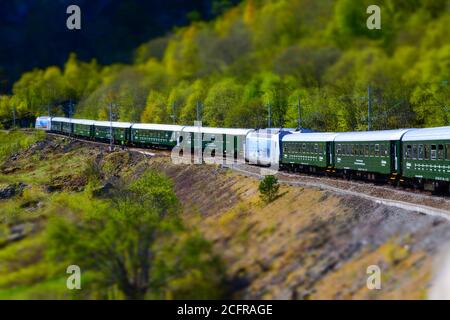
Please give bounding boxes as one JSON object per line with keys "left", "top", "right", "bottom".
{"left": 148, "top": 159, "right": 450, "bottom": 300}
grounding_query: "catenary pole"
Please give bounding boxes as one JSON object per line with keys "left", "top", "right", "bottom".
{"left": 109, "top": 102, "right": 113, "bottom": 152}
{"left": 368, "top": 84, "right": 372, "bottom": 131}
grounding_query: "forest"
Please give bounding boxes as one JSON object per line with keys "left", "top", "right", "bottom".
{"left": 0, "top": 0, "right": 448, "bottom": 132}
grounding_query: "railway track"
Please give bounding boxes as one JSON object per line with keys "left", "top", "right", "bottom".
{"left": 225, "top": 163, "right": 450, "bottom": 221}
{"left": 46, "top": 132, "right": 450, "bottom": 220}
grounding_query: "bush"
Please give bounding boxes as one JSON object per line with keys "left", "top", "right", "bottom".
{"left": 259, "top": 175, "right": 280, "bottom": 203}
{"left": 45, "top": 170, "right": 226, "bottom": 299}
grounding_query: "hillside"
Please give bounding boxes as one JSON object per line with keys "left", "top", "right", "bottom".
{"left": 1, "top": 0, "right": 449, "bottom": 131}
{"left": 1, "top": 131, "right": 450, "bottom": 299}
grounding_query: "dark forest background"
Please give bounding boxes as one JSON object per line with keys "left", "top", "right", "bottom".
{"left": 0, "top": 0, "right": 448, "bottom": 131}
{"left": 0, "top": 0, "right": 239, "bottom": 93}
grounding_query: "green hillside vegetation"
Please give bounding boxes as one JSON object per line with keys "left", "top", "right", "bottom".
{"left": 0, "top": 0, "right": 449, "bottom": 131}
{"left": 0, "top": 132, "right": 225, "bottom": 299}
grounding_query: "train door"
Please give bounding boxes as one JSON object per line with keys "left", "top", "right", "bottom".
{"left": 390, "top": 141, "right": 397, "bottom": 172}
{"left": 326, "top": 142, "right": 332, "bottom": 166}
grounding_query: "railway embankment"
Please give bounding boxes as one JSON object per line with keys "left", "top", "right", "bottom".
{"left": 1, "top": 133, "right": 450, "bottom": 299}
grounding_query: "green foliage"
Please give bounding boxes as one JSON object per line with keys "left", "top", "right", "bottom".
{"left": 1, "top": 0, "right": 449, "bottom": 131}
{"left": 45, "top": 171, "right": 225, "bottom": 299}
{"left": 151, "top": 231, "right": 226, "bottom": 299}
{"left": 259, "top": 175, "right": 280, "bottom": 204}
{"left": 203, "top": 78, "right": 243, "bottom": 127}
{"left": 0, "top": 130, "right": 45, "bottom": 163}
{"left": 142, "top": 90, "right": 168, "bottom": 123}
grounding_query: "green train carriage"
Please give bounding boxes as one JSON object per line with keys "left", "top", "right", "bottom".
{"left": 131, "top": 123, "right": 184, "bottom": 148}
{"left": 50, "top": 117, "right": 64, "bottom": 132}
{"left": 333, "top": 129, "right": 410, "bottom": 181}
{"left": 50, "top": 117, "right": 72, "bottom": 135}
{"left": 93, "top": 121, "right": 132, "bottom": 145}
{"left": 72, "top": 119, "right": 95, "bottom": 139}
{"left": 181, "top": 126, "right": 252, "bottom": 160}
{"left": 280, "top": 133, "right": 338, "bottom": 172}
{"left": 401, "top": 127, "right": 450, "bottom": 191}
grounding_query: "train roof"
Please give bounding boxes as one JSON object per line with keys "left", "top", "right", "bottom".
{"left": 334, "top": 129, "right": 412, "bottom": 142}
{"left": 71, "top": 119, "right": 96, "bottom": 125}
{"left": 402, "top": 126, "right": 450, "bottom": 142}
{"left": 283, "top": 132, "right": 338, "bottom": 142}
{"left": 182, "top": 126, "right": 253, "bottom": 136}
{"left": 93, "top": 121, "right": 132, "bottom": 128}
{"left": 255, "top": 128, "right": 294, "bottom": 133}
{"left": 50, "top": 117, "right": 71, "bottom": 123}
{"left": 131, "top": 123, "right": 184, "bottom": 131}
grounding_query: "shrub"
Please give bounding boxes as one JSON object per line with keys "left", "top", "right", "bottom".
{"left": 259, "top": 175, "right": 280, "bottom": 203}
{"left": 46, "top": 170, "right": 226, "bottom": 299}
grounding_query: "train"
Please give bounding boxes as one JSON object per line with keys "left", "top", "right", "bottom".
{"left": 35, "top": 115, "right": 450, "bottom": 192}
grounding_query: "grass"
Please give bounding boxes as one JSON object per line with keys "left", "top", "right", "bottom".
{"left": 0, "top": 131, "right": 86, "bottom": 299}
{"left": 0, "top": 130, "right": 45, "bottom": 163}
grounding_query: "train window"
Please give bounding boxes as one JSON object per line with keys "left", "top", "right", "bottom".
{"left": 405, "top": 145, "right": 410, "bottom": 159}
{"left": 364, "top": 144, "right": 369, "bottom": 156}
{"left": 412, "top": 145, "right": 417, "bottom": 160}
{"left": 314, "top": 144, "right": 319, "bottom": 154}
{"left": 369, "top": 144, "right": 374, "bottom": 156}
{"left": 431, "top": 145, "right": 437, "bottom": 160}
{"left": 336, "top": 144, "right": 341, "bottom": 155}
{"left": 319, "top": 144, "right": 324, "bottom": 154}
{"left": 446, "top": 145, "right": 450, "bottom": 160}
{"left": 418, "top": 144, "right": 423, "bottom": 160}
{"left": 375, "top": 144, "right": 380, "bottom": 157}
{"left": 424, "top": 144, "right": 429, "bottom": 160}
{"left": 302, "top": 143, "right": 306, "bottom": 152}
{"left": 343, "top": 144, "right": 347, "bottom": 155}
{"left": 380, "top": 145, "right": 385, "bottom": 157}
{"left": 438, "top": 144, "right": 444, "bottom": 160}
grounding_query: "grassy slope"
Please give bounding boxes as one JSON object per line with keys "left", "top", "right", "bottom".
{"left": 147, "top": 159, "right": 448, "bottom": 299}
{"left": 0, "top": 132, "right": 449, "bottom": 299}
